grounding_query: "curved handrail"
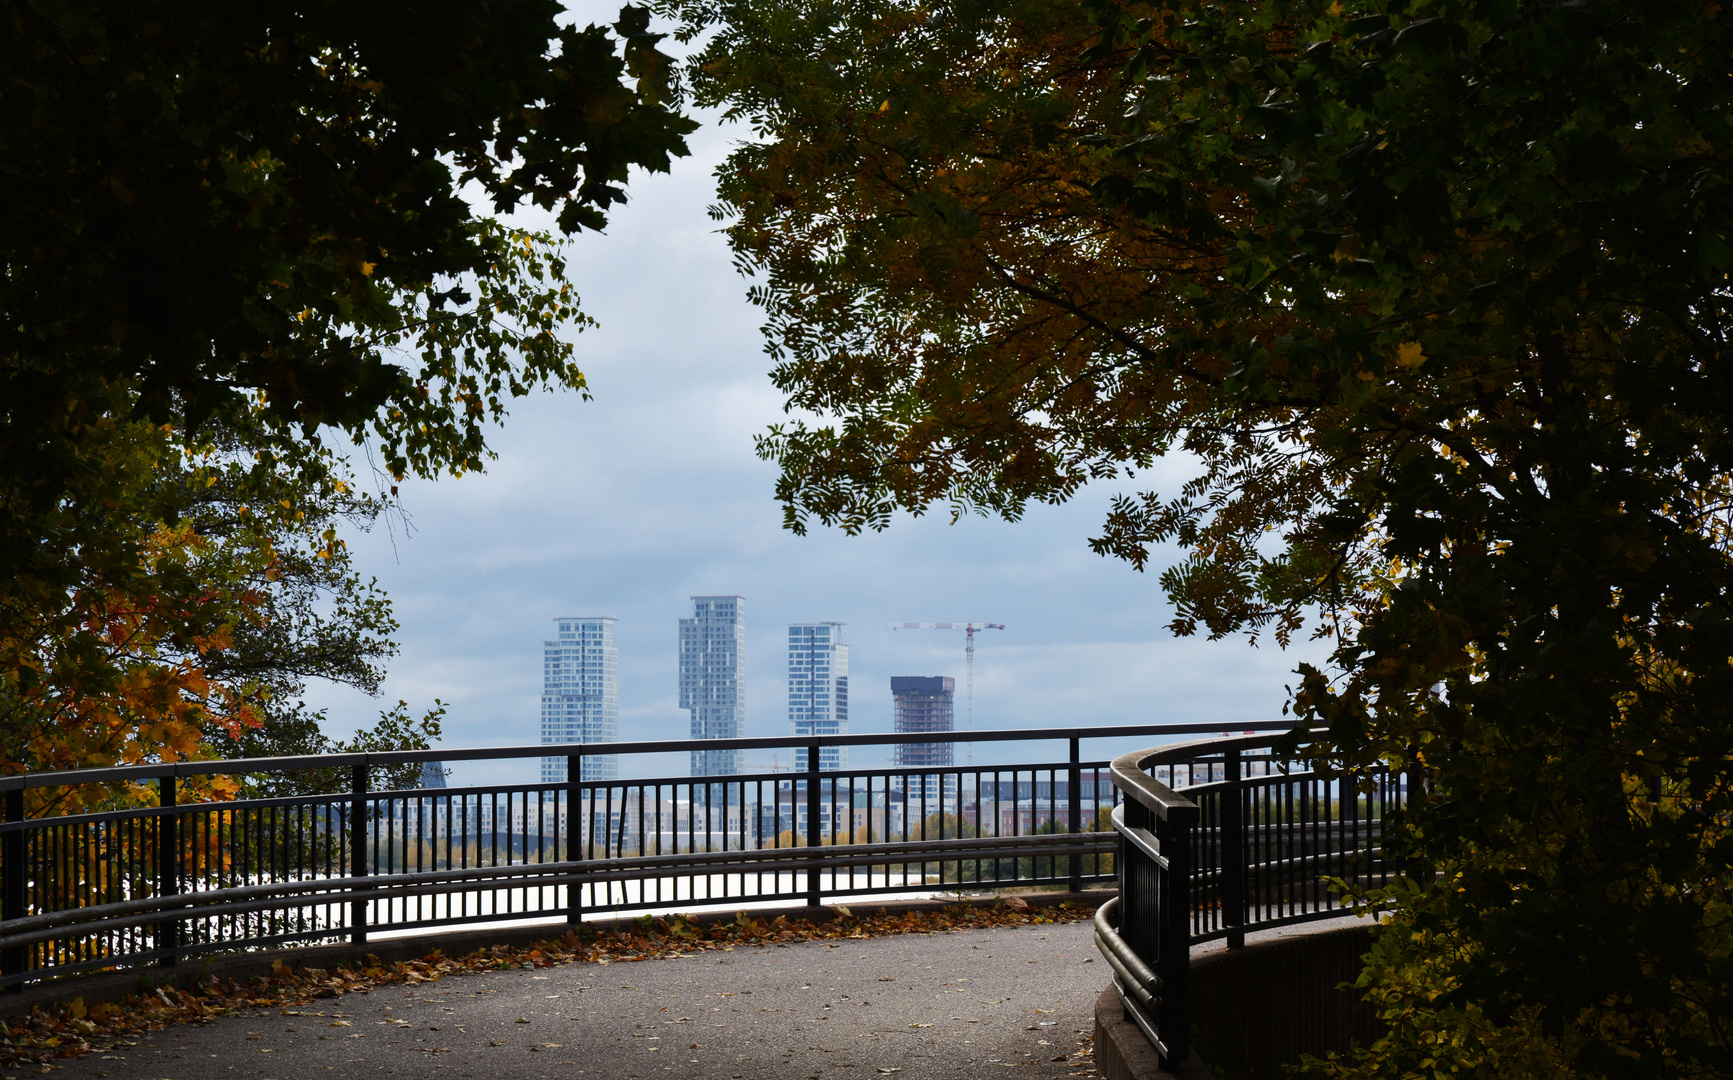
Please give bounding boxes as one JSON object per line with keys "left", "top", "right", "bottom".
{"left": 1109, "top": 748, "right": 1197, "bottom": 822}
{"left": 1110, "top": 730, "right": 1301, "bottom": 819}
{"left": 0, "top": 723, "right": 1376, "bottom": 1005}
{"left": 1096, "top": 728, "right": 1402, "bottom": 1068}
{"left": 1093, "top": 897, "right": 1160, "bottom": 1002}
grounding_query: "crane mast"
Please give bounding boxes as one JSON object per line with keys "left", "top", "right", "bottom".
{"left": 886, "top": 621, "right": 1006, "bottom": 766}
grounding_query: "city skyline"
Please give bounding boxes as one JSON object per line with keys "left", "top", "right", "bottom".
{"left": 510, "top": 590, "right": 1301, "bottom": 783}
{"left": 295, "top": 97, "right": 1333, "bottom": 788}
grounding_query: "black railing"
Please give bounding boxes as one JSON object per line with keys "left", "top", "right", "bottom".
{"left": 1093, "top": 732, "right": 1408, "bottom": 1068}
{"left": 0, "top": 722, "right": 1288, "bottom": 988}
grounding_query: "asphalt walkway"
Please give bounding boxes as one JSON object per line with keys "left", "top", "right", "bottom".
{"left": 56, "top": 920, "right": 1106, "bottom": 1080}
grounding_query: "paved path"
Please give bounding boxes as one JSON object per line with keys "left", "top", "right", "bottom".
{"left": 59, "top": 921, "right": 1106, "bottom": 1080}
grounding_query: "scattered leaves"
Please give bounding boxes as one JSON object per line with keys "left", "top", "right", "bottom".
{"left": 0, "top": 899, "right": 1089, "bottom": 1069}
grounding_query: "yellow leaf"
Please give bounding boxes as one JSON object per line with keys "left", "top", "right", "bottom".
{"left": 1397, "top": 342, "right": 1426, "bottom": 367}
{"left": 879, "top": 100, "right": 891, "bottom": 114}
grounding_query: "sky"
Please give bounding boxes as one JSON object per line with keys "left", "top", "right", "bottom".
{"left": 302, "top": 14, "right": 1330, "bottom": 785}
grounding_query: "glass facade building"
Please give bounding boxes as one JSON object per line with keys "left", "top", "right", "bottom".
{"left": 789, "top": 623, "right": 849, "bottom": 771}
{"left": 541, "top": 616, "right": 619, "bottom": 783}
{"left": 680, "top": 596, "right": 746, "bottom": 777}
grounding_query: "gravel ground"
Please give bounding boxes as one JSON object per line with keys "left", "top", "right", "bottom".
{"left": 51, "top": 920, "right": 1106, "bottom": 1080}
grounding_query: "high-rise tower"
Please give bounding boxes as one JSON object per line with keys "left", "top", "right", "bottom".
{"left": 541, "top": 616, "right": 619, "bottom": 782}
{"left": 680, "top": 596, "right": 745, "bottom": 777}
{"left": 788, "top": 623, "right": 849, "bottom": 771}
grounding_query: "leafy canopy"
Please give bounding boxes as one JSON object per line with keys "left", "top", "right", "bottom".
{"left": 675, "top": 0, "right": 1733, "bottom": 1074}
{"left": 3, "top": 0, "right": 695, "bottom": 781}
{"left": 4, "top": 0, "right": 692, "bottom": 480}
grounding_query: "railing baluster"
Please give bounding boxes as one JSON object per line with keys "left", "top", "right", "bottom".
{"left": 3, "top": 786, "right": 24, "bottom": 988}
{"left": 1068, "top": 737, "right": 1082, "bottom": 892}
{"left": 350, "top": 763, "right": 367, "bottom": 945}
{"left": 1158, "top": 793, "right": 1194, "bottom": 1064}
{"left": 567, "top": 752, "right": 582, "bottom": 926}
{"left": 158, "top": 775, "right": 179, "bottom": 966}
{"left": 1224, "top": 748, "right": 1244, "bottom": 949}
{"left": 805, "top": 740, "right": 820, "bottom": 906}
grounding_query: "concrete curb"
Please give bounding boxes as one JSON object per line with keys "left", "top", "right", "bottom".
{"left": 1096, "top": 921, "right": 1381, "bottom": 1080}
{"left": 2, "top": 888, "right": 1112, "bottom": 1021}
{"left": 1093, "top": 985, "right": 1212, "bottom": 1080}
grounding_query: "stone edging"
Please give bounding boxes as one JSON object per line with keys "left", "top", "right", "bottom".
{"left": 2, "top": 889, "right": 1113, "bottom": 1020}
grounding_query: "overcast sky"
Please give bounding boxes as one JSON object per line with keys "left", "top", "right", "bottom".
{"left": 303, "top": 18, "right": 1329, "bottom": 785}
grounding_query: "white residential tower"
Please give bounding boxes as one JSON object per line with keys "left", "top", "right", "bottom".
{"left": 541, "top": 616, "right": 619, "bottom": 783}
{"left": 788, "top": 622, "right": 848, "bottom": 771}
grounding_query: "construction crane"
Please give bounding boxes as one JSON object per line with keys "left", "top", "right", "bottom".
{"left": 886, "top": 622, "right": 1006, "bottom": 766}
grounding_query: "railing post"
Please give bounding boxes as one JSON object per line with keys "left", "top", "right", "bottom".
{"left": 566, "top": 752, "right": 582, "bottom": 926}
{"left": 3, "top": 787, "right": 25, "bottom": 989}
{"left": 157, "top": 775, "right": 179, "bottom": 966}
{"left": 1067, "top": 735, "right": 1082, "bottom": 893}
{"left": 350, "top": 763, "right": 368, "bottom": 945}
{"left": 1223, "top": 747, "right": 1244, "bottom": 949}
{"left": 1157, "top": 809, "right": 1194, "bottom": 1067}
{"left": 805, "top": 740, "right": 821, "bottom": 906}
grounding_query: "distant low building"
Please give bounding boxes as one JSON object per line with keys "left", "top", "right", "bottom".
{"left": 892, "top": 676, "right": 955, "bottom": 772}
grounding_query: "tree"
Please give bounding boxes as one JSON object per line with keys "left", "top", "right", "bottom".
{"left": 3, "top": 1, "right": 695, "bottom": 783}
{"left": 0, "top": 413, "right": 439, "bottom": 808}
{"left": 4, "top": 0, "right": 692, "bottom": 486}
{"left": 677, "top": 0, "right": 1733, "bottom": 1074}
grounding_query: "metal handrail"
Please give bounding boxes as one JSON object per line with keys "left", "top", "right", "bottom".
{"left": 0, "top": 723, "right": 1231, "bottom": 989}
{"left": 0, "top": 832, "right": 1116, "bottom": 952}
{"left": 0, "top": 722, "right": 1293, "bottom": 789}
{"left": 0, "top": 721, "right": 1390, "bottom": 1008}
{"left": 0, "top": 831, "right": 1104, "bottom": 934}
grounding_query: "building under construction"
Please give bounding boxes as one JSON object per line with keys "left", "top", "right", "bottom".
{"left": 891, "top": 676, "right": 955, "bottom": 771}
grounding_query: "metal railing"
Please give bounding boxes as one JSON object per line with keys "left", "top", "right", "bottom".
{"left": 0, "top": 722, "right": 1289, "bottom": 989}
{"left": 1094, "top": 732, "right": 1409, "bottom": 1067}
